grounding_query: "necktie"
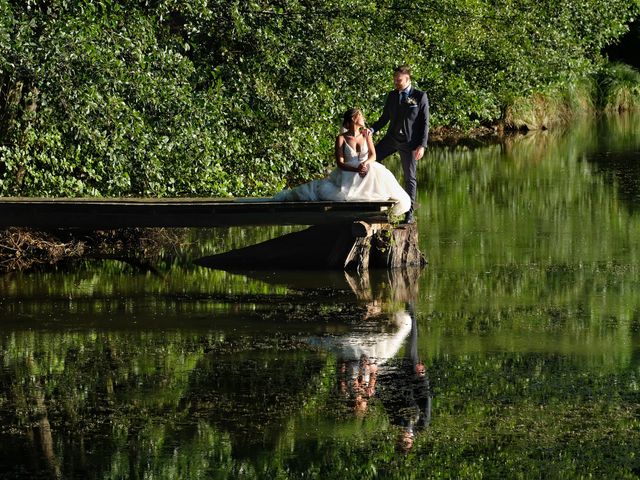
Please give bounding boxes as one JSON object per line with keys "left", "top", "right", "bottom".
{"left": 400, "top": 91, "right": 407, "bottom": 104}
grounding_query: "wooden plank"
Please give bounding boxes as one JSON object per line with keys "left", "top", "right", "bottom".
{"left": 0, "top": 197, "right": 394, "bottom": 228}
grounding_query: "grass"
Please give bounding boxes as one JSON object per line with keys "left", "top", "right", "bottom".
{"left": 505, "top": 80, "right": 596, "bottom": 131}
{"left": 503, "top": 61, "right": 640, "bottom": 130}
{"left": 597, "top": 61, "right": 640, "bottom": 112}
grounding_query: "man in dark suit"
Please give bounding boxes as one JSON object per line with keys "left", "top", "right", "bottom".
{"left": 367, "top": 65, "right": 429, "bottom": 224}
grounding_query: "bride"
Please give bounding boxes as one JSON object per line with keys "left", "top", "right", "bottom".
{"left": 274, "top": 108, "right": 411, "bottom": 217}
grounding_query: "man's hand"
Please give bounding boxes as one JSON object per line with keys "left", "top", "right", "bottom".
{"left": 362, "top": 128, "right": 373, "bottom": 138}
{"left": 414, "top": 146, "right": 425, "bottom": 161}
{"left": 358, "top": 162, "right": 369, "bottom": 177}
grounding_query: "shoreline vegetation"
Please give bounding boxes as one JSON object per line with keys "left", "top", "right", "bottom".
{"left": 1, "top": 1, "right": 639, "bottom": 271}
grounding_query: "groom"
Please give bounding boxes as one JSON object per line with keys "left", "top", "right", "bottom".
{"left": 367, "top": 65, "right": 429, "bottom": 224}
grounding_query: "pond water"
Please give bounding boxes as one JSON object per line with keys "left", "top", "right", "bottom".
{"left": 1, "top": 113, "right": 640, "bottom": 479}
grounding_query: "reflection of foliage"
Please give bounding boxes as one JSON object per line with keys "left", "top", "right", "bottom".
{"left": 105, "top": 420, "right": 234, "bottom": 480}
{"left": 418, "top": 353, "right": 640, "bottom": 479}
{"left": 418, "top": 263, "right": 640, "bottom": 370}
{"left": 419, "top": 114, "right": 640, "bottom": 272}
{"left": 587, "top": 113, "right": 640, "bottom": 213}
{"left": 415, "top": 115, "right": 640, "bottom": 368}
{"left": 0, "top": 330, "right": 223, "bottom": 477}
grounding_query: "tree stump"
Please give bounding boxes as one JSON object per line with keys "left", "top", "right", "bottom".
{"left": 370, "top": 224, "right": 426, "bottom": 269}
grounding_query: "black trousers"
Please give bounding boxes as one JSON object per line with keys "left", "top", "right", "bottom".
{"left": 375, "top": 135, "right": 417, "bottom": 214}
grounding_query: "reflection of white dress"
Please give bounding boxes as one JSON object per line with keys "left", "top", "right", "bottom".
{"left": 274, "top": 140, "right": 411, "bottom": 216}
{"left": 308, "top": 311, "right": 412, "bottom": 368}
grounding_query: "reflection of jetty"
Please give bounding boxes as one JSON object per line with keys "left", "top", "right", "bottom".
{"left": 0, "top": 197, "right": 425, "bottom": 270}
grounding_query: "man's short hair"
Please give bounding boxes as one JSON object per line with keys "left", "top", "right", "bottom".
{"left": 394, "top": 65, "right": 411, "bottom": 77}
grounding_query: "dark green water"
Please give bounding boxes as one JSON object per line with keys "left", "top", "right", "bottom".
{"left": 1, "top": 114, "right": 640, "bottom": 479}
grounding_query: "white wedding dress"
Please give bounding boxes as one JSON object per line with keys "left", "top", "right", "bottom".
{"left": 274, "top": 140, "right": 411, "bottom": 216}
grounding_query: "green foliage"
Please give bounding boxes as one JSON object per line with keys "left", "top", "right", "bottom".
{"left": 0, "top": 1, "right": 236, "bottom": 196}
{"left": 0, "top": 0, "right": 638, "bottom": 197}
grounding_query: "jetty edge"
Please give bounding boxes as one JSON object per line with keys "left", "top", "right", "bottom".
{"left": 0, "top": 197, "right": 426, "bottom": 270}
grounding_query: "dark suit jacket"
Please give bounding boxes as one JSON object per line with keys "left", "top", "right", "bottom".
{"left": 371, "top": 87, "right": 430, "bottom": 150}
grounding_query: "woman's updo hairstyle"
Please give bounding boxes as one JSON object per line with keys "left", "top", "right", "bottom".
{"left": 342, "top": 108, "right": 362, "bottom": 130}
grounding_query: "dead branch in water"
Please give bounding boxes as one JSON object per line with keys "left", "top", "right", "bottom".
{"left": 0, "top": 227, "right": 188, "bottom": 273}
{"left": 0, "top": 228, "right": 85, "bottom": 271}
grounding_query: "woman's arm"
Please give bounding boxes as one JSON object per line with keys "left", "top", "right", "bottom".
{"left": 365, "top": 134, "right": 376, "bottom": 164}
{"left": 357, "top": 135, "right": 376, "bottom": 177}
{"left": 335, "top": 135, "right": 359, "bottom": 172}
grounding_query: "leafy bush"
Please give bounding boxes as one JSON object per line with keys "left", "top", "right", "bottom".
{"left": 0, "top": 0, "right": 638, "bottom": 197}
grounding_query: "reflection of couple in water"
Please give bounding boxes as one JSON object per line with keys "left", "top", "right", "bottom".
{"left": 311, "top": 299, "right": 432, "bottom": 452}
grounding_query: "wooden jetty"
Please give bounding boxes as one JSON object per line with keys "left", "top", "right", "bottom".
{"left": 0, "top": 197, "right": 426, "bottom": 270}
